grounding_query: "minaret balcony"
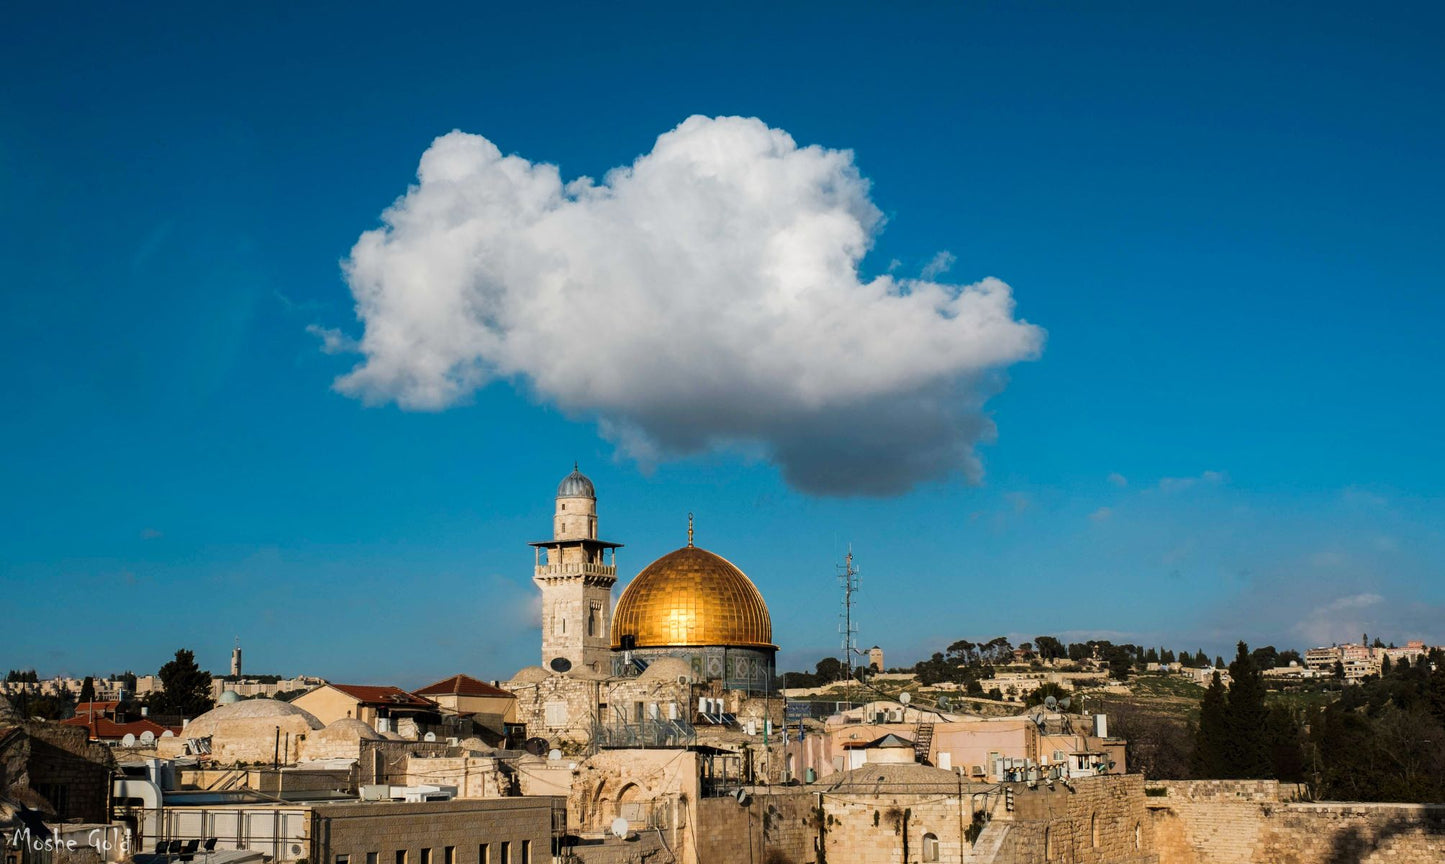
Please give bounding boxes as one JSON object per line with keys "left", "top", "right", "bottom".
{"left": 534, "top": 562, "right": 617, "bottom": 580}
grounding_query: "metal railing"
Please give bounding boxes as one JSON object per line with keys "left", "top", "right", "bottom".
{"left": 594, "top": 718, "right": 695, "bottom": 749}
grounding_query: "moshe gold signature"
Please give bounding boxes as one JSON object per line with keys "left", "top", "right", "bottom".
{"left": 5, "top": 826, "right": 130, "bottom": 856}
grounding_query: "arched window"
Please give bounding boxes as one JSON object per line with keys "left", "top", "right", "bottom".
{"left": 1135, "top": 822, "right": 1142, "bottom": 850}
{"left": 1044, "top": 827, "right": 1052, "bottom": 859}
{"left": 921, "top": 833, "right": 940, "bottom": 863}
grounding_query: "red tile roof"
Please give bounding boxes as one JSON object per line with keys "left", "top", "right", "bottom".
{"left": 413, "top": 674, "right": 513, "bottom": 699}
{"left": 60, "top": 716, "right": 181, "bottom": 740}
{"left": 329, "top": 684, "right": 436, "bottom": 708}
{"left": 73, "top": 701, "right": 121, "bottom": 715}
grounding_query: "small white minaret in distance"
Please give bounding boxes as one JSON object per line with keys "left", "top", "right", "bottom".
{"left": 230, "top": 638, "right": 242, "bottom": 678}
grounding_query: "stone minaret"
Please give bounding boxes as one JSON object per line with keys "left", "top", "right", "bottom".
{"left": 532, "top": 465, "right": 621, "bottom": 674}
{"left": 231, "top": 640, "right": 243, "bottom": 677}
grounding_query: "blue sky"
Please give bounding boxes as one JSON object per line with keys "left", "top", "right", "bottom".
{"left": 3, "top": 3, "right": 1442, "bottom": 687}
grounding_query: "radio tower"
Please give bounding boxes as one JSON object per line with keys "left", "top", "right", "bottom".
{"left": 838, "top": 548, "right": 860, "bottom": 694}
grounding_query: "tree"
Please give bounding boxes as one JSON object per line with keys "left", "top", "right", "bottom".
{"left": 152, "top": 649, "right": 213, "bottom": 717}
{"left": 1224, "top": 641, "right": 1272, "bottom": 779}
{"left": 78, "top": 676, "right": 96, "bottom": 704}
{"left": 815, "top": 657, "right": 844, "bottom": 682}
{"left": 1250, "top": 645, "right": 1279, "bottom": 670}
{"left": 1103, "top": 645, "right": 1135, "bottom": 681}
{"left": 1193, "top": 650, "right": 1210, "bottom": 668}
{"left": 1190, "top": 672, "right": 1229, "bottom": 778}
{"left": 1265, "top": 706, "right": 1305, "bottom": 783}
{"left": 1105, "top": 700, "right": 1192, "bottom": 779}
{"left": 1025, "top": 682, "right": 1074, "bottom": 710}
{"left": 1034, "top": 636, "right": 1065, "bottom": 662}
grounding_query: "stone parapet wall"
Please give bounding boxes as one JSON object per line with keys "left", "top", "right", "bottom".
{"left": 1148, "top": 780, "right": 1445, "bottom": 864}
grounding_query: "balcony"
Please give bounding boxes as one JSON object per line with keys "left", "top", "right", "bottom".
{"left": 535, "top": 562, "right": 617, "bottom": 579}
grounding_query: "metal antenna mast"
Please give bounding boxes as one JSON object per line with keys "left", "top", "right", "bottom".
{"left": 838, "top": 548, "right": 859, "bottom": 696}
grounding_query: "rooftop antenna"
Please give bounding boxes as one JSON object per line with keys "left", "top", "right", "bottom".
{"left": 838, "top": 547, "right": 859, "bottom": 698}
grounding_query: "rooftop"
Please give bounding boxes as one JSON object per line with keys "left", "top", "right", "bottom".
{"left": 413, "top": 674, "right": 513, "bottom": 699}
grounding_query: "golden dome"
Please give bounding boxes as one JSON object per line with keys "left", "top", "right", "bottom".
{"left": 611, "top": 545, "right": 774, "bottom": 650}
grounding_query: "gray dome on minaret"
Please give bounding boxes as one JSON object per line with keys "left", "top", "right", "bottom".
{"left": 556, "top": 464, "right": 596, "bottom": 499}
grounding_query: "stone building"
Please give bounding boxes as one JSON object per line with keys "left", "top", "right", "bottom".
{"left": 308, "top": 797, "right": 560, "bottom": 864}
{"left": 505, "top": 467, "right": 781, "bottom": 751}
{"left": 1, "top": 720, "right": 113, "bottom": 825}
{"left": 290, "top": 684, "right": 440, "bottom": 736}
{"left": 533, "top": 465, "right": 622, "bottom": 676}
{"left": 157, "top": 698, "right": 324, "bottom": 764}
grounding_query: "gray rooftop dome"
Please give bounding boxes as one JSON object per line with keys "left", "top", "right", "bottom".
{"left": 556, "top": 463, "right": 596, "bottom": 498}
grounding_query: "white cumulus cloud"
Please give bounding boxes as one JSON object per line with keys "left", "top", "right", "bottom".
{"left": 329, "top": 116, "right": 1044, "bottom": 495}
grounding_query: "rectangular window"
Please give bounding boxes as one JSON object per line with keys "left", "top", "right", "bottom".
{"left": 499, "top": 842, "right": 510, "bottom": 864}
{"left": 396, "top": 851, "right": 407, "bottom": 864}
{"left": 367, "top": 854, "right": 379, "bottom": 864}
{"left": 337, "top": 856, "right": 350, "bottom": 864}
{"left": 443, "top": 848, "right": 454, "bottom": 864}
{"left": 544, "top": 700, "right": 567, "bottom": 728}
{"left": 478, "top": 845, "right": 488, "bottom": 864}
{"left": 421, "top": 850, "right": 431, "bottom": 864}
{"left": 519, "top": 841, "right": 530, "bottom": 864}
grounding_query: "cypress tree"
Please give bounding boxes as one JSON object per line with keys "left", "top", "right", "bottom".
{"left": 1225, "top": 641, "right": 1272, "bottom": 778}
{"left": 1190, "top": 671, "right": 1229, "bottom": 778}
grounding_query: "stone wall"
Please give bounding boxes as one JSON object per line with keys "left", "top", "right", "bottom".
{"left": 820, "top": 788, "right": 975, "bottom": 864}
{"left": 399, "top": 755, "right": 513, "bottom": 798}
{"left": 1147, "top": 780, "right": 1445, "bottom": 864}
{"left": 695, "top": 790, "right": 815, "bottom": 864}
{"left": 997, "top": 774, "right": 1156, "bottom": 864}
{"left": 358, "top": 739, "right": 453, "bottom": 786}
{"left": 310, "top": 797, "right": 560, "bottom": 864}
{"left": 12, "top": 722, "right": 113, "bottom": 823}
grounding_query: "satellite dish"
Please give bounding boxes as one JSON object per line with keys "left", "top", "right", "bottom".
{"left": 121, "top": 733, "right": 136, "bottom": 747}
{"left": 899, "top": 692, "right": 911, "bottom": 705}
{"left": 139, "top": 730, "right": 155, "bottom": 744}
{"left": 160, "top": 730, "right": 174, "bottom": 738}
{"left": 1059, "top": 698, "right": 1072, "bottom": 710}
{"left": 524, "top": 737, "right": 550, "bottom": 756}
{"left": 611, "top": 817, "right": 629, "bottom": 838}
{"left": 549, "top": 657, "right": 572, "bottom": 673}
{"left": 548, "top": 748, "right": 562, "bottom": 761}
{"left": 1044, "top": 696, "right": 1058, "bottom": 709}
{"left": 937, "top": 696, "right": 951, "bottom": 710}
{"left": 734, "top": 788, "right": 751, "bottom": 807}
{"left": 423, "top": 732, "right": 437, "bottom": 742}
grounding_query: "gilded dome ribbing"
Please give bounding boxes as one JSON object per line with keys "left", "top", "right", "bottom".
{"left": 610, "top": 545, "right": 774, "bottom": 649}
